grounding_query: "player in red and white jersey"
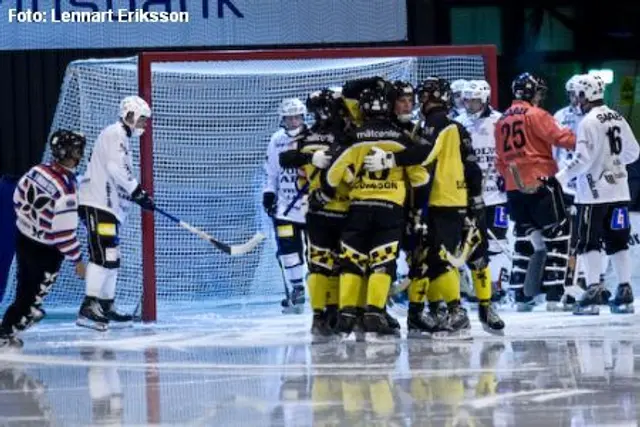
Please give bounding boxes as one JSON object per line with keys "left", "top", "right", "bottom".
{"left": 495, "top": 73, "right": 576, "bottom": 310}
{"left": 556, "top": 74, "right": 640, "bottom": 315}
{"left": 77, "top": 95, "right": 155, "bottom": 331}
{"left": 1, "top": 130, "right": 87, "bottom": 348}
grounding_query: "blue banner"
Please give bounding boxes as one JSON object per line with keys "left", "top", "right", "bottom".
{"left": 0, "top": 0, "right": 407, "bottom": 50}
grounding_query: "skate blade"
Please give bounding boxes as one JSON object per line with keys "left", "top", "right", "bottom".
{"left": 572, "top": 306, "right": 600, "bottom": 316}
{"left": 481, "top": 323, "right": 505, "bottom": 336}
{"left": 610, "top": 304, "right": 635, "bottom": 314}
{"left": 433, "top": 329, "right": 473, "bottom": 341}
{"left": 107, "top": 320, "right": 133, "bottom": 329}
{"left": 282, "top": 305, "right": 304, "bottom": 315}
{"left": 76, "top": 317, "right": 108, "bottom": 332}
{"left": 364, "top": 332, "right": 398, "bottom": 343}
{"left": 516, "top": 303, "right": 535, "bottom": 312}
{"left": 311, "top": 331, "right": 339, "bottom": 344}
{"left": 407, "top": 330, "right": 432, "bottom": 340}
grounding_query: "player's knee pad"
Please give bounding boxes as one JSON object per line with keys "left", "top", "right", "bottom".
{"left": 275, "top": 223, "right": 304, "bottom": 256}
{"left": 541, "top": 220, "right": 570, "bottom": 286}
{"left": 279, "top": 252, "right": 303, "bottom": 270}
{"left": 308, "top": 244, "right": 337, "bottom": 276}
{"left": 369, "top": 241, "right": 399, "bottom": 277}
{"left": 467, "top": 241, "right": 489, "bottom": 271}
{"left": 510, "top": 228, "right": 535, "bottom": 289}
{"left": 89, "top": 222, "right": 120, "bottom": 269}
{"left": 340, "top": 241, "right": 368, "bottom": 276}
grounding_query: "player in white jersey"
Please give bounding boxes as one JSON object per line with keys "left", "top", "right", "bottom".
{"left": 556, "top": 74, "right": 640, "bottom": 315}
{"left": 1, "top": 130, "right": 87, "bottom": 348}
{"left": 262, "top": 98, "right": 310, "bottom": 313}
{"left": 77, "top": 96, "right": 155, "bottom": 331}
{"left": 456, "top": 80, "right": 505, "bottom": 334}
{"left": 449, "top": 79, "right": 468, "bottom": 119}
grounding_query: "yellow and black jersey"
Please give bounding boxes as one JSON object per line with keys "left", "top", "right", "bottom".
{"left": 324, "top": 119, "right": 429, "bottom": 207}
{"left": 279, "top": 126, "right": 352, "bottom": 213}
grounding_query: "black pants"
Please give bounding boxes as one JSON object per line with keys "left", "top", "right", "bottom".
{"left": 1, "top": 232, "right": 63, "bottom": 335}
{"left": 79, "top": 206, "right": 120, "bottom": 269}
{"left": 575, "top": 202, "right": 631, "bottom": 255}
{"left": 306, "top": 211, "right": 346, "bottom": 276}
{"left": 424, "top": 206, "right": 466, "bottom": 280}
{"left": 507, "top": 185, "right": 567, "bottom": 234}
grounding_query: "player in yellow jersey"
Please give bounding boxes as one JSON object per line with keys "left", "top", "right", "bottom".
{"left": 318, "top": 86, "right": 430, "bottom": 340}
{"left": 279, "top": 88, "right": 353, "bottom": 342}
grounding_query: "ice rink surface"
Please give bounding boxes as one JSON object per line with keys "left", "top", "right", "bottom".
{"left": 1, "top": 302, "right": 640, "bottom": 427}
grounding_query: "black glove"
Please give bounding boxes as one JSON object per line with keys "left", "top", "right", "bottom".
{"left": 262, "top": 192, "right": 277, "bottom": 217}
{"left": 407, "top": 208, "right": 428, "bottom": 238}
{"left": 468, "top": 195, "right": 485, "bottom": 220}
{"left": 496, "top": 175, "right": 505, "bottom": 193}
{"left": 131, "top": 185, "right": 155, "bottom": 211}
{"left": 538, "top": 175, "right": 561, "bottom": 192}
{"left": 308, "top": 190, "right": 330, "bottom": 212}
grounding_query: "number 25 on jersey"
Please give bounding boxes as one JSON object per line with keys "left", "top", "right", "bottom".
{"left": 501, "top": 121, "right": 526, "bottom": 152}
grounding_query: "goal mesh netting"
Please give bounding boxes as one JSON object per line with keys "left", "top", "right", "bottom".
{"left": 0, "top": 48, "right": 495, "bottom": 318}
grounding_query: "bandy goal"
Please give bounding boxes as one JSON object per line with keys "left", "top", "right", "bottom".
{"left": 0, "top": 45, "right": 498, "bottom": 322}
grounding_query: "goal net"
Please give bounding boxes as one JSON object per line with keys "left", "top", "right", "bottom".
{"left": 0, "top": 46, "right": 498, "bottom": 321}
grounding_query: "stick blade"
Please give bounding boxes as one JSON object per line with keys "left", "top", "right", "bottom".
{"left": 229, "top": 232, "right": 266, "bottom": 256}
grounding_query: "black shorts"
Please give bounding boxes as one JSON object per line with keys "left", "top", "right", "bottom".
{"left": 424, "top": 206, "right": 466, "bottom": 279}
{"left": 306, "top": 211, "right": 346, "bottom": 274}
{"left": 273, "top": 218, "right": 305, "bottom": 257}
{"left": 79, "top": 206, "right": 120, "bottom": 269}
{"left": 507, "top": 184, "right": 566, "bottom": 233}
{"left": 575, "top": 202, "right": 631, "bottom": 255}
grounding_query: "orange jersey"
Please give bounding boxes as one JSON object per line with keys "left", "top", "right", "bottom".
{"left": 495, "top": 100, "right": 576, "bottom": 191}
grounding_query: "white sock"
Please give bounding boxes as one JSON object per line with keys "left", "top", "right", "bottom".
{"left": 610, "top": 250, "right": 631, "bottom": 284}
{"left": 86, "top": 263, "right": 109, "bottom": 298}
{"left": 100, "top": 269, "right": 118, "bottom": 300}
{"left": 584, "top": 251, "right": 602, "bottom": 286}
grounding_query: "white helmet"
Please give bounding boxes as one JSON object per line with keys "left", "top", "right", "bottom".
{"left": 120, "top": 96, "right": 151, "bottom": 136}
{"left": 278, "top": 98, "right": 307, "bottom": 117}
{"left": 451, "top": 79, "right": 468, "bottom": 94}
{"left": 462, "top": 80, "right": 491, "bottom": 104}
{"left": 565, "top": 74, "right": 582, "bottom": 92}
{"left": 573, "top": 74, "right": 604, "bottom": 102}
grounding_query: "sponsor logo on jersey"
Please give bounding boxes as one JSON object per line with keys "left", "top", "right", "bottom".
{"left": 611, "top": 207, "right": 630, "bottom": 230}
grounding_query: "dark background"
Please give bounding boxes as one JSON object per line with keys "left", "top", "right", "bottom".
{"left": 1, "top": 0, "right": 639, "bottom": 177}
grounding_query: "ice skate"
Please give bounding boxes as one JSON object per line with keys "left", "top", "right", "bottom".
{"left": 76, "top": 297, "right": 109, "bottom": 331}
{"left": 407, "top": 302, "right": 452, "bottom": 339}
{"left": 99, "top": 299, "right": 133, "bottom": 327}
{"left": 336, "top": 307, "right": 359, "bottom": 340}
{"left": 443, "top": 301, "right": 472, "bottom": 340}
{"left": 478, "top": 301, "right": 505, "bottom": 336}
{"left": 0, "top": 331, "right": 23, "bottom": 350}
{"left": 573, "top": 284, "right": 603, "bottom": 315}
{"left": 610, "top": 283, "right": 634, "bottom": 314}
{"left": 384, "top": 307, "right": 401, "bottom": 337}
{"left": 310, "top": 312, "right": 335, "bottom": 344}
{"left": 282, "top": 285, "right": 305, "bottom": 314}
{"left": 514, "top": 288, "right": 535, "bottom": 312}
{"left": 362, "top": 306, "right": 400, "bottom": 342}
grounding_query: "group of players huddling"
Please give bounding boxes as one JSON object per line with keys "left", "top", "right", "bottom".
{"left": 263, "top": 72, "right": 639, "bottom": 343}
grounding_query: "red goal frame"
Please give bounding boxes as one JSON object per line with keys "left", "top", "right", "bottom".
{"left": 137, "top": 44, "right": 499, "bottom": 322}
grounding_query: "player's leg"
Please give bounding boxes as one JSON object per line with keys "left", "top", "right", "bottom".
{"left": 306, "top": 212, "right": 342, "bottom": 339}
{"left": 337, "top": 205, "right": 371, "bottom": 340}
{"left": 77, "top": 206, "right": 120, "bottom": 331}
{"left": 603, "top": 203, "right": 634, "bottom": 313}
{"left": 573, "top": 204, "right": 608, "bottom": 315}
{"left": 486, "top": 204, "right": 510, "bottom": 302}
{"left": 426, "top": 207, "right": 469, "bottom": 338}
{"left": 533, "top": 184, "right": 571, "bottom": 308}
{"left": 362, "top": 205, "right": 404, "bottom": 340}
{"left": 467, "top": 207, "right": 505, "bottom": 335}
{"left": 273, "top": 218, "right": 306, "bottom": 313}
{"left": 0, "top": 233, "right": 63, "bottom": 348}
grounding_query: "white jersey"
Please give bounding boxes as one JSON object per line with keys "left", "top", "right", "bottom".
{"left": 78, "top": 122, "right": 140, "bottom": 223}
{"left": 557, "top": 105, "right": 640, "bottom": 204}
{"left": 553, "top": 105, "right": 583, "bottom": 195}
{"left": 263, "top": 128, "right": 306, "bottom": 224}
{"left": 14, "top": 163, "right": 82, "bottom": 262}
{"left": 456, "top": 108, "right": 507, "bottom": 206}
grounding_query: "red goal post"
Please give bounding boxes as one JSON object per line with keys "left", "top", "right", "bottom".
{"left": 137, "top": 45, "right": 499, "bottom": 322}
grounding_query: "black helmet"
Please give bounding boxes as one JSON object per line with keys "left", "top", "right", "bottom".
{"left": 50, "top": 129, "right": 86, "bottom": 164}
{"left": 417, "top": 77, "right": 451, "bottom": 106}
{"left": 511, "top": 72, "right": 548, "bottom": 102}
{"left": 359, "top": 87, "right": 391, "bottom": 117}
{"left": 392, "top": 80, "right": 415, "bottom": 103}
{"left": 306, "top": 88, "right": 340, "bottom": 122}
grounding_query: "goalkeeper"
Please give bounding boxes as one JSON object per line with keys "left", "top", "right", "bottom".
{"left": 363, "top": 77, "right": 485, "bottom": 339}
{"left": 279, "top": 88, "right": 352, "bottom": 341}
{"left": 318, "top": 86, "right": 430, "bottom": 340}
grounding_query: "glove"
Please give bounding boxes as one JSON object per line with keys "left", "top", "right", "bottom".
{"left": 496, "top": 175, "right": 505, "bottom": 193}
{"left": 131, "top": 185, "right": 155, "bottom": 211}
{"left": 538, "top": 175, "right": 562, "bottom": 192}
{"left": 308, "top": 190, "right": 330, "bottom": 212}
{"left": 407, "top": 209, "right": 427, "bottom": 237}
{"left": 311, "top": 150, "right": 331, "bottom": 169}
{"left": 364, "top": 147, "right": 395, "bottom": 172}
{"left": 262, "top": 192, "right": 277, "bottom": 217}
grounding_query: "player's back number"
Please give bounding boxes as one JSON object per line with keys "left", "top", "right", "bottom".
{"left": 606, "top": 126, "right": 622, "bottom": 155}
{"left": 501, "top": 120, "right": 526, "bottom": 152}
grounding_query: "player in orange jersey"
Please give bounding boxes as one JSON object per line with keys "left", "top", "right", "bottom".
{"left": 495, "top": 73, "right": 576, "bottom": 310}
